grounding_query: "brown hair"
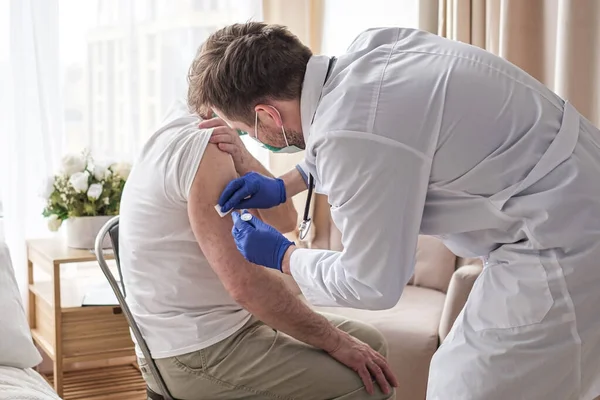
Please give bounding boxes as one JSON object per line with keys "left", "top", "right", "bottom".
{"left": 187, "top": 22, "right": 312, "bottom": 125}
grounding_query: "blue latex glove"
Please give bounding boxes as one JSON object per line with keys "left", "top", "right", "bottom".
{"left": 231, "top": 210, "right": 294, "bottom": 271}
{"left": 218, "top": 172, "right": 286, "bottom": 213}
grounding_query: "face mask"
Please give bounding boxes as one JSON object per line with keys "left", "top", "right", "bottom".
{"left": 254, "top": 108, "right": 303, "bottom": 154}
{"left": 211, "top": 111, "right": 302, "bottom": 153}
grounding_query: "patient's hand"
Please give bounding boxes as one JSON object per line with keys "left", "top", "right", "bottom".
{"left": 198, "top": 117, "right": 255, "bottom": 175}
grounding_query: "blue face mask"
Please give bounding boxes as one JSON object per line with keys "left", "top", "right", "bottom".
{"left": 253, "top": 107, "right": 303, "bottom": 154}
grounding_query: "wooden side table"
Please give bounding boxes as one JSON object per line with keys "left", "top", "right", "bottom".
{"left": 26, "top": 238, "right": 146, "bottom": 399}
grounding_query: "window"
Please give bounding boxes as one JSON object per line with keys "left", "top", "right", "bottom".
{"left": 147, "top": 103, "right": 157, "bottom": 130}
{"left": 147, "top": 69, "right": 156, "bottom": 97}
{"left": 321, "top": 0, "right": 420, "bottom": 55}
{"left": 58, "top": 0, "right": 263, "bottom": 161}
{"left": 146, "top": 34, "right": 156, "bottom": 62}
{"left": 193, "top": 0, "right": 219, "bottom": 11}
{"left": 0, "top": 0, "right": 270, "bottom": 237}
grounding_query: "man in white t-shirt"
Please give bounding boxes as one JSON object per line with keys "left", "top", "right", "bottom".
{"left": 118, "top": 96, "right": 398, "bottom": 399}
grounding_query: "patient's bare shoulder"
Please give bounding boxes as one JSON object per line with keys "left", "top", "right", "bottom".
{"left": 189, "top": 143, "right": 237, "bottom": 207}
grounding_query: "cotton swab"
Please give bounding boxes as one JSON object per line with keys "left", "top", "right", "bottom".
{"left": 214, "top": 204, "right": 232, "bottom": 217}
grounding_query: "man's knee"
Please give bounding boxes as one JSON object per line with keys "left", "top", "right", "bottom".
{"left": 335, "top": 384, "right": 395, "bottom": 400}
{"left": 332, "top": 317, "right": 389, "bottom": 356}
{"left": 367, "top": 327, "right": 388, "bottom": 357}
{"left": 359, "top": 325, "right": 388, "bottom": 357}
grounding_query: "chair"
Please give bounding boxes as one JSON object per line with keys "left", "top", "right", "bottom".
{"left": 95, "top": 216, "right": 176, "bottom": 400}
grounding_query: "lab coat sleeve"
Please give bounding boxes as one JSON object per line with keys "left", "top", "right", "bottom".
{"left": 290, "top": 132, "right": 433, "bottom": 309}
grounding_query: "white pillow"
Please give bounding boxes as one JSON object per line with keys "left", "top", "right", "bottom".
{"left": 0, "top": 243, "right": 42, "bottom": 368}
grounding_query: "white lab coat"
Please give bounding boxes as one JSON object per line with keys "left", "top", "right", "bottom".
{"left": 292, "top": 27, "right": 600, "bottom": 399}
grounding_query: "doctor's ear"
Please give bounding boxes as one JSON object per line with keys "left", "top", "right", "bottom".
{"left": 255, "top": 105, "right": 283, "bottom": 127}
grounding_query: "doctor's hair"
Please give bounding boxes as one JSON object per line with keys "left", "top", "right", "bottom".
{"left": 187, "top": 22, "right": 312, "bottom": 125}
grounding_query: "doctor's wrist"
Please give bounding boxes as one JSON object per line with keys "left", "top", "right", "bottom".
{"left": 281, "top": 245, "right": 297, "bottom": 275}
{"left": 281, "top": 168, "right": 308, "bottom": 199}
{"left": 275, "top": 177, "right": 287, "bottom": 204}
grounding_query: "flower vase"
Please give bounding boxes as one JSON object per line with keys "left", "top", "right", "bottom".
{"left": 65, "top": 216, "right": 113, "bottom": 249}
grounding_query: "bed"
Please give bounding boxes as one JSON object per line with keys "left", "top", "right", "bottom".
{"left": 0, "top": 367, "right": 61, "bottom": 400}
{"left": 0, "top": 242, "right": 61, "bottom": 400}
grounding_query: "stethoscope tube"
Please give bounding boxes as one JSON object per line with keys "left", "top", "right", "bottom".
{"left": 298, "top": 57, "right": 336, "bottom": 241}
{"left": 299, "top": 175, "right": 314, "bottom": 240}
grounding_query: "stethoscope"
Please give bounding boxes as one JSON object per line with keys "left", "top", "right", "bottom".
{"left": 298, "top": 174, "right": 314, "bottom": 240}
{"left": 298, "top": 57, "right": 336, "bottom": 241}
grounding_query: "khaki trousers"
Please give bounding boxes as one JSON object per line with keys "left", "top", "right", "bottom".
{"left": 139, "top": 312, "right": 395, "bottom": 400}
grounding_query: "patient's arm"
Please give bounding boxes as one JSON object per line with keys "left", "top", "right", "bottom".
{"left": 187, "top": 144, "right": 341, "bottom": 352}
{"left": 199, "top": 117, "right": 297, "bottom": 233}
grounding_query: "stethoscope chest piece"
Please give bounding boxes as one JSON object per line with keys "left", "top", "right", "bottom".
{"left": 299, "top": 218, "right": 312, "bottom": 240}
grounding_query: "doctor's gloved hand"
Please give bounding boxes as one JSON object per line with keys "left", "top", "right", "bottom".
{"left": 231, "top": 211, "right": 293, "bottom": 271}
{"left": 218, "top": 172, "right": 286, "bottom": 213}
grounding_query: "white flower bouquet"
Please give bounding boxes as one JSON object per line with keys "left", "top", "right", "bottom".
{"left": 40, "top": 150, "right": 131, "bottom": 232}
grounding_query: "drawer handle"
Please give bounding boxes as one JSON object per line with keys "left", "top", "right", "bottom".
{"left": 113, "top": 307, "right": 122, "bottom": 314}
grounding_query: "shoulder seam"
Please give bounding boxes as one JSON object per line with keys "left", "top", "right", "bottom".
{"left": 368, "top": 28, "right": 402, "bottom": 132}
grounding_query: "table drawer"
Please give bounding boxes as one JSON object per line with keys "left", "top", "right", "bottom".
{"left": 61, "top": 307, "right": 134, "bottom": 358}
{"left": 35, "top": 296, "right": 56, "bottom": 348}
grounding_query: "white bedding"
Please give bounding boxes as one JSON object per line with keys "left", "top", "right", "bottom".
{"left": 0, "top": 243, "right": 43, "bottom": 369}
{"left": 0, "top": 366, "right": 61, "bottom": 400}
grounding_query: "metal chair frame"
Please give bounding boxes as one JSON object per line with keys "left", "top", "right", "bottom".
{"left": 95, "top": 216, "right": 175, "bottom": 400}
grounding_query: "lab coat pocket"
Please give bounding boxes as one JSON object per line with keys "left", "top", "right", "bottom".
{"left": 464, "top": 259, "right": 553, "bottom": 332}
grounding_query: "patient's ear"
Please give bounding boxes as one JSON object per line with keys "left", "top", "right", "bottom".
{"left": 198, "top": 106, "right": 213, "bottom": 120}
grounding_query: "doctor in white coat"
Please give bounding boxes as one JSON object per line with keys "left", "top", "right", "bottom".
{"left": 188, "top": 22, "right": 600, "bottom": 399}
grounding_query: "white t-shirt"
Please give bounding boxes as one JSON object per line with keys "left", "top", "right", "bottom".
{"left": 119, "top": 98, "right": 251, "bottom": 359}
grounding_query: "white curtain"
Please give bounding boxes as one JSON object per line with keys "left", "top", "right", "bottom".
{"left": 0, "top": 0, "right": 64, "bottom": 296}
{"left": 0, "top": 0, "right": 264, "bottom": 297}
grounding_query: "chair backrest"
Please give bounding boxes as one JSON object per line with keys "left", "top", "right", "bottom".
{"left": 95, "top": 216, "right": 174, "bottom": 400}
{"left": 107, "top": 221, "right": 126, "bottom": 297}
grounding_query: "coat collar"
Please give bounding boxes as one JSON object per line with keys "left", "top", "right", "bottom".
{"left": 300, "top": 55, "right": 332, "bottom": 144}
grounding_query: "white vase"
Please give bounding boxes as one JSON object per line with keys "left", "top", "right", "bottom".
{"left": 65, "top": 216, "right": 114, "bottom": 249}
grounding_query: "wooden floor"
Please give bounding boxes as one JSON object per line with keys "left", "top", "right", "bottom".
{"left": 45, "top": 364, "right": 146, "bottom": 400}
